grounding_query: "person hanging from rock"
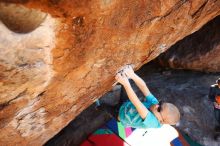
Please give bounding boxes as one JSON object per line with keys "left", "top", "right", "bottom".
{"left": 114, "top": 65, "right": 180, "bottom": 128}
{"left": 208, "top": 78, "right": 220, "bottom": 140}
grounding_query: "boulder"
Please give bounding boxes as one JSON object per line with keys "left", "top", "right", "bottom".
{"left": 0, "top": 0, "right": 220, "bottom": 145}
{"left": 157, "top": 15, "right": 220, "bottom": 72}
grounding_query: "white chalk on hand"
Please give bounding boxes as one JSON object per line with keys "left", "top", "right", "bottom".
{"left": 112, "top": 64, "right": 134, "bottom": 87}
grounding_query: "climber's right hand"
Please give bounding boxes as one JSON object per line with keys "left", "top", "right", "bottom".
{"left": 115, "top": 71, "right": 130, "bottom": 87}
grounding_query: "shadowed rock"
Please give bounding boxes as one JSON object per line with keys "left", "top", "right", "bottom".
{"left": 0, "top": 3, "right": 47, "bottom": 33}
{"left": 157, "top": 16, "right": 220, "bottom": 72}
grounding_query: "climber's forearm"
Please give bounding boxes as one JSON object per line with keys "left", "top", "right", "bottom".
{"left": 123, "top": 84, "right": 148, "bottom": 119}
{"left": 131, "top": 74, "right": 150, "bottom": 97}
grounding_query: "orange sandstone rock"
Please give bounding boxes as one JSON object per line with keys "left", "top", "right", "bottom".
{"left": 0, "top": 0, "right": 219, "bottom": 145}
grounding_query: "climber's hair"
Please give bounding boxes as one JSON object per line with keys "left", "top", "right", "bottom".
{"left": 163, "top": 103, "right": 180, "bottom": 125}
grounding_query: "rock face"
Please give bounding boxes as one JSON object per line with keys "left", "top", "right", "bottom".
{"left": 0, "top": 3, "right": 47, "bottom": 33}
{"left": 157, "top": 15, "right": 220, "bottom": 72}
{"left": 0, "top": 0, "right": 220, "bottom": 145}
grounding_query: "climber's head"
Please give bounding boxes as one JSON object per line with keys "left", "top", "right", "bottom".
{"left": 155, "top": 101, "right": 180, "bottom": 125}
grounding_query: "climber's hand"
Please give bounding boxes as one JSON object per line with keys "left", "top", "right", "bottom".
{"left": 123, "top": 65, "right": 135, "bottom": 80}
{"left": 115, "top": 71, "right": 130, "bottom": 87}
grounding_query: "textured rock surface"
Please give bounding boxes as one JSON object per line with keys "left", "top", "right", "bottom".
{"left": 157, "top": 15, "right": 220, "bottom": 72}
{"left": 0, "top": 0, "right": 220, "bottom": 145}
{"left": 0, "top": 3, "right": 47, "bottom": 33}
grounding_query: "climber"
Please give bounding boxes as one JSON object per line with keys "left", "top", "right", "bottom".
{"left": 208, "top": 78, "right": 220, "bottom": 140}
{"left": 114, "top": 65, "right": 180, "bottom": 128}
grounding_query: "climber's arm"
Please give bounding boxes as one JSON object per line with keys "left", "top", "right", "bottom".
{"left": 115, "top": 72, "right": 149, "bottom": 119}
{"left": 124, "top": 65, "right": 151, "bottom": 97}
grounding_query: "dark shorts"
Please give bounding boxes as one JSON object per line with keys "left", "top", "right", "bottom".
{"left": 214, "top": 108, "right": 220, "bottom": 125}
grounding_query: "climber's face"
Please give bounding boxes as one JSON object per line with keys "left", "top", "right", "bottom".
{"left": 157, "top": 101, "right": 166, "bottom": 124}
{"left": 150, "top": 101, "right": 166, "bottom": 124}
